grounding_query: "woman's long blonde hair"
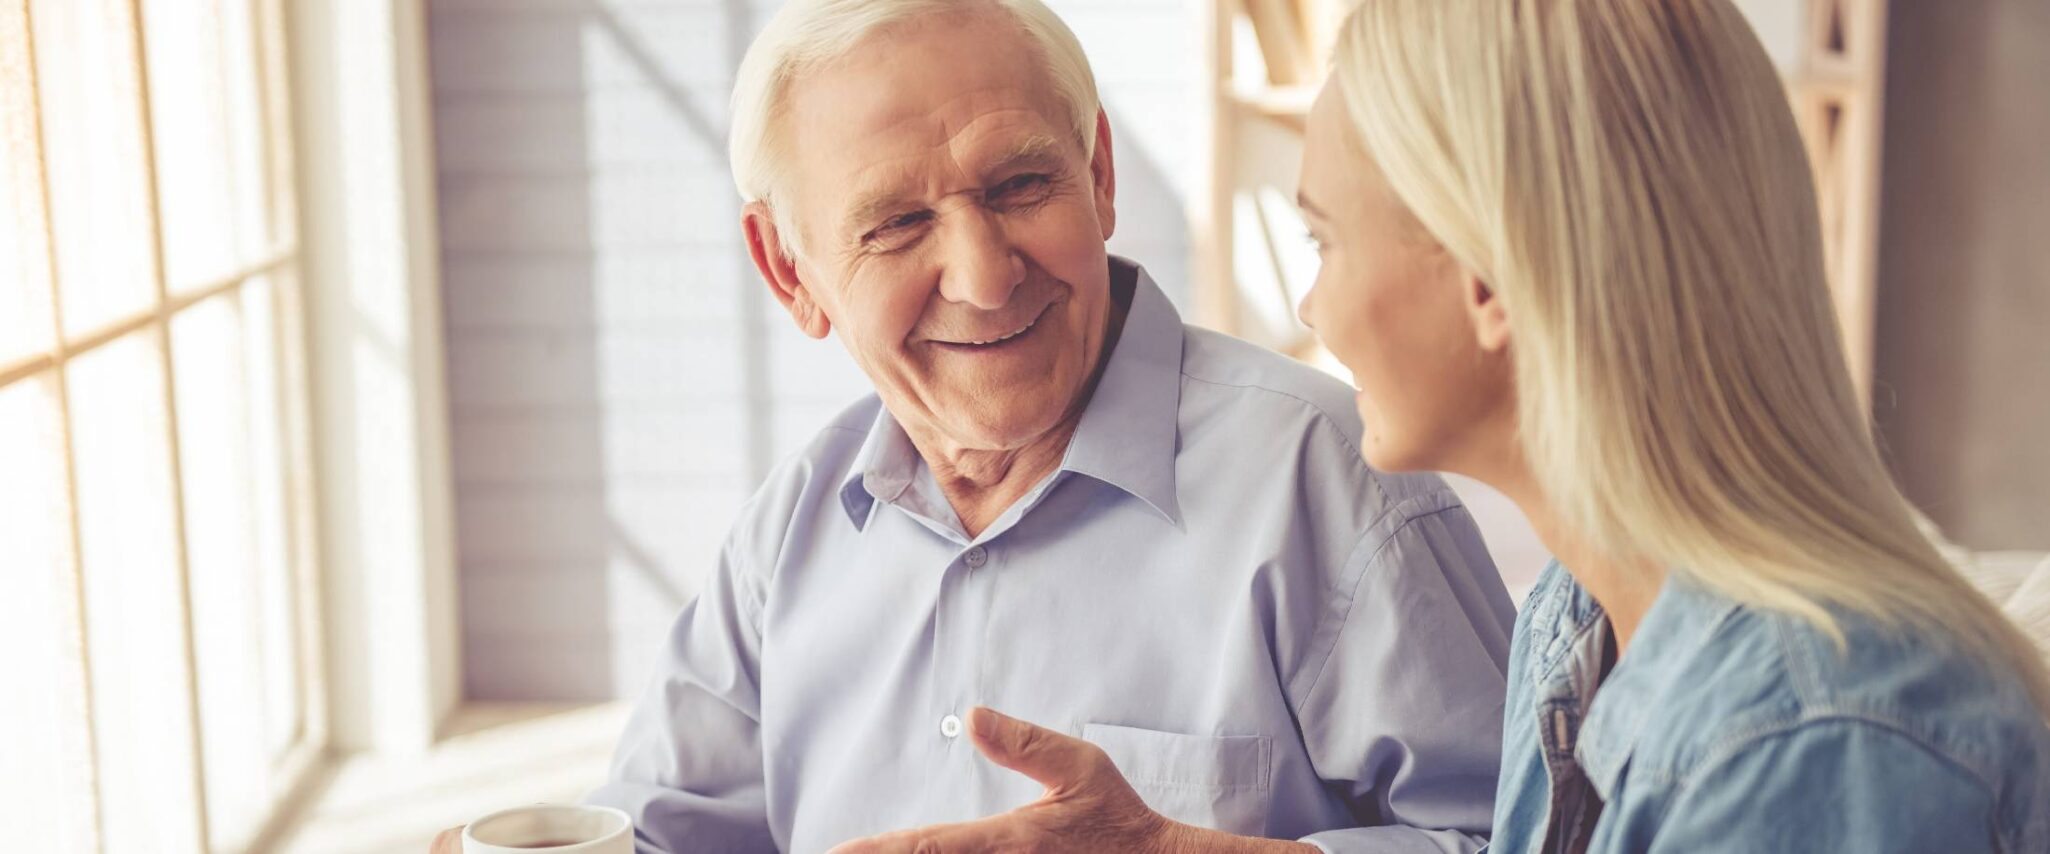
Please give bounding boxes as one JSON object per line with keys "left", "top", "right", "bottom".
{"left": 1331, "top": 0, "right": 2050, "bottom": 712}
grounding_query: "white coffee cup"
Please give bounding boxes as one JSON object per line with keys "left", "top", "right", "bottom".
{"left": 462, "top": 804, "right": 633, "bottom": 853}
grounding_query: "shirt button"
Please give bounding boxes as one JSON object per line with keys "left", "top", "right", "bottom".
{"left": 964, "top": 547, "right": 987, "bottom": 568}
{"left": 940, "top": 714, "right": 963, "bottom": 738}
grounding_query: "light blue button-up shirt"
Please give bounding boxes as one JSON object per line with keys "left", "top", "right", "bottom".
{"left": 589, "top": 259, "right": 1517, "bottom": 853}
{"left": 1490, "top": 561, "right": 2050, "bottom": 853}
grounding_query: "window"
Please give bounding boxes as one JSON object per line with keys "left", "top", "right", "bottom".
{"left": 0, "top": 1, "right": 323, "bottom": 852}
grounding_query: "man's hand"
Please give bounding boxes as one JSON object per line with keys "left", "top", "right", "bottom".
{"left": 429, "top": 826, "right": 462, "bottom": 853}
{"left": 827, "top": 706, "right": 1180, "bottom": 854}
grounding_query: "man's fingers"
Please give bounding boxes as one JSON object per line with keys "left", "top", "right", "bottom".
{"left": 966, "top": 706, "right": 1109, "bottom": 793}
{"left": 428, "top": 826, "right": 464, "bottom": 854}
{"left": 826, "top": 816, "right": 1026, "bottom": 854}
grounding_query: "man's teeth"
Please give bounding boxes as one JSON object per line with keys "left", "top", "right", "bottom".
{"left": 966, "top": 318, "right": 1035, "bottom": 346}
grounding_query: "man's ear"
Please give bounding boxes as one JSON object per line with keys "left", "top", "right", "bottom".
{"left": 1467, "top": 274, "right": 1510, "bottom": 353}
{"left": 743, "top": 201, "right": 831, "bottom": 340}
{"left": 1087, "top": 109, "right": 1116, "bottom": 241}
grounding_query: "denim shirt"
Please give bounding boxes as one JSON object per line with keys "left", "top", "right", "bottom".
{"left": 1489, "top": 561, "right": 2050, "bottom": 853}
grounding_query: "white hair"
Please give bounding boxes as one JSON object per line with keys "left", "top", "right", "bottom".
{"left": 729, "top": 0, "right": 1101, "bottom": 256}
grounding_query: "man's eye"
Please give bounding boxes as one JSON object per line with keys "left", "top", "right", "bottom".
{"left": 864, "top": 211, "right": 932, "bottom": 246}
{"left": 990, "top": 173, "right": 1052, "bottom": 200}
{"left": 880, "top": 212, "right": 929, "bottom": 233}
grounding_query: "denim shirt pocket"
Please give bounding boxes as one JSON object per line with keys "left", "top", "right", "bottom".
{"left": 1082, "top": 723, "right": 1273, "bottom": 834}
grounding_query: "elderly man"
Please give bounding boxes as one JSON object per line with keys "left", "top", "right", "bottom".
{"left": 436, "top": 0, "right": 1513, "bottom": 852}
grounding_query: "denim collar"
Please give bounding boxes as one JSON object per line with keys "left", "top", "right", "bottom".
{"left": 1523, "top": 562, "right": 1743, "bottom": 798}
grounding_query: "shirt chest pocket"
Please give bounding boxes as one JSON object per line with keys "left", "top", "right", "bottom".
{"left": 1081, "top": 723, "right": 1273, "bottom": 834}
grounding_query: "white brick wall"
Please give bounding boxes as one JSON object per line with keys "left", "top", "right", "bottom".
{"left": 431, "top": 0, "right": 1201, "bottom": 699}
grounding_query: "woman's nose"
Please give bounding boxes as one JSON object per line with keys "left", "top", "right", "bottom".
{"left": 937, "top": 211, "right": 1025, "bottom": 310}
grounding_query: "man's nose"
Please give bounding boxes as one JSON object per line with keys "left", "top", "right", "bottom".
{"left": 937, "top": 210, "right": 1025, "bottom": 310}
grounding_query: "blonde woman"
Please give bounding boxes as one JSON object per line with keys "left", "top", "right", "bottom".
{"left": 1292, "top": 0, "right": 2050, "bottom": 850}
{"left": 837, "top": 1, "right": 2050, "bottom": 853}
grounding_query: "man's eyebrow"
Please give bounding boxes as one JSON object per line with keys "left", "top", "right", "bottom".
{"left": 982, "top": 133, "right": 1068, "bottom": 177}
{"left": 845, "top": 187, "right": 917, "bottom": 238}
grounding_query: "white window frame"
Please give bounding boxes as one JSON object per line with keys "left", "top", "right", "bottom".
{"left": 2, "top": 0, "right": 466, "bottom": 849}
{"left": 286, "top": 0, "right": 464, "bottom": 758}
{"left": 0, "top": 0, "right": 332, "bottom": 849}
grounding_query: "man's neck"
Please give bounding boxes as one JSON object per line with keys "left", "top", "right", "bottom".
{"left": 919, "top": 419, "right": 1082, "bottom": 538}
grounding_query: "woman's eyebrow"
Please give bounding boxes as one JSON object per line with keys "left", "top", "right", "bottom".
{"left": 1297, "top": 191, "right": 1329, "bottom": 219}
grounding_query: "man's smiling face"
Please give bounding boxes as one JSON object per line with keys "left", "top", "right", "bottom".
{"left": 760, "top": 7, "right": 1118, "bottom": 452}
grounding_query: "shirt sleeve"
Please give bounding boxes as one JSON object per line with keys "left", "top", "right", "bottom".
{"left": 584, "top": 532, "right": 777, "bottom": 853}
{"left": 1294, "top": 502, "right": 1518, "bottom": 854}
{"left": 1644, "top": 720, "right": 2001, "bottom": 853}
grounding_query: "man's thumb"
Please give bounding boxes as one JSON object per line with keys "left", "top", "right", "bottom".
{"left": 967, "top": 707, "right": 1102, "bottom": 792}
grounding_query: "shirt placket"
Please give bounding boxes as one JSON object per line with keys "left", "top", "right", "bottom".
{"left": 896, "top": 471, "right": 1058, "bottom": 810}
{"left": 930, "top": 541, "right": 993, "bottom": 763}
{"left": 1537, "top": 701, "right": 1600, "bottom": 854}
{"left": 1533, "top": 620, "right": 1609, "bottom": 854}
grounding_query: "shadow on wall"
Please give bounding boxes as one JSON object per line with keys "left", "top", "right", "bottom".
{"left": 1873, "top": 0, "right": 2050, "bottom": 551}
{"left": 435, "top": 0, "right": 763, "bottom": 701}
{"left": 1103, "top": 108, "right": 1194, "bottom": 308}
{"left": 433, "top": 0, "right": 1193, "bottom": 701}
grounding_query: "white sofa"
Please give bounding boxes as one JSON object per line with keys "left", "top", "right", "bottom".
{"left": 1494, "top": 516, "right": 2050, "bottom": 665}
{"left": 1939, "top": 538, "right": 2050, "bottom": 662}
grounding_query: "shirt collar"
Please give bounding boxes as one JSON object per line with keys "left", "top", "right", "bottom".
{"left": 838, "top": 404, "right": 918, "bottom": 531}
{"left": 1563, "top": 570, "right": 1741, "bottom": 798}
{"left": 838, "top": 256, "right": 1185, "bottom": 530}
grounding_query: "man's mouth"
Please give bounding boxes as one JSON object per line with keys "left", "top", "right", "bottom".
{"left": 933, "top": 304, "right": 1053, "bottom": 352}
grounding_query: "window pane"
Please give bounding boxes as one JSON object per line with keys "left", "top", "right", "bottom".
{"left": 0, "top": 375, "right": 98, "bottom": 851}
{"left": 171, "top": 280, "right": 301, "bottom": 851}
{"left": 0, "top": 3, "right": 55, "bottom": 366}
{"left": 272, "top": 264, "right": 322, "bottom": 746}
{"left": 256, "top": 0, "right": 294, "bottom": 245}
{"left": 143, "top": 0, "right": 274, "bottom": 292}
{"left": 31, "top": 0, "right": 158, "bottom": 339}
{"left": 223, "top": 0, "right": 274, "bottom": 264}
{"left": 241, "top": 277, "right": 305, "bottom": 762}
{"left": 70, "top": 330, "right": 206, "bottom": 854}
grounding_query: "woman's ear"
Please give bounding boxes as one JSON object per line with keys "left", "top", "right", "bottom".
{"left": 743, "top": 201, "right": 832, "bottom": 340}
{"left": 1467, "top": 275, "right": 1510, "bottom": 353}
